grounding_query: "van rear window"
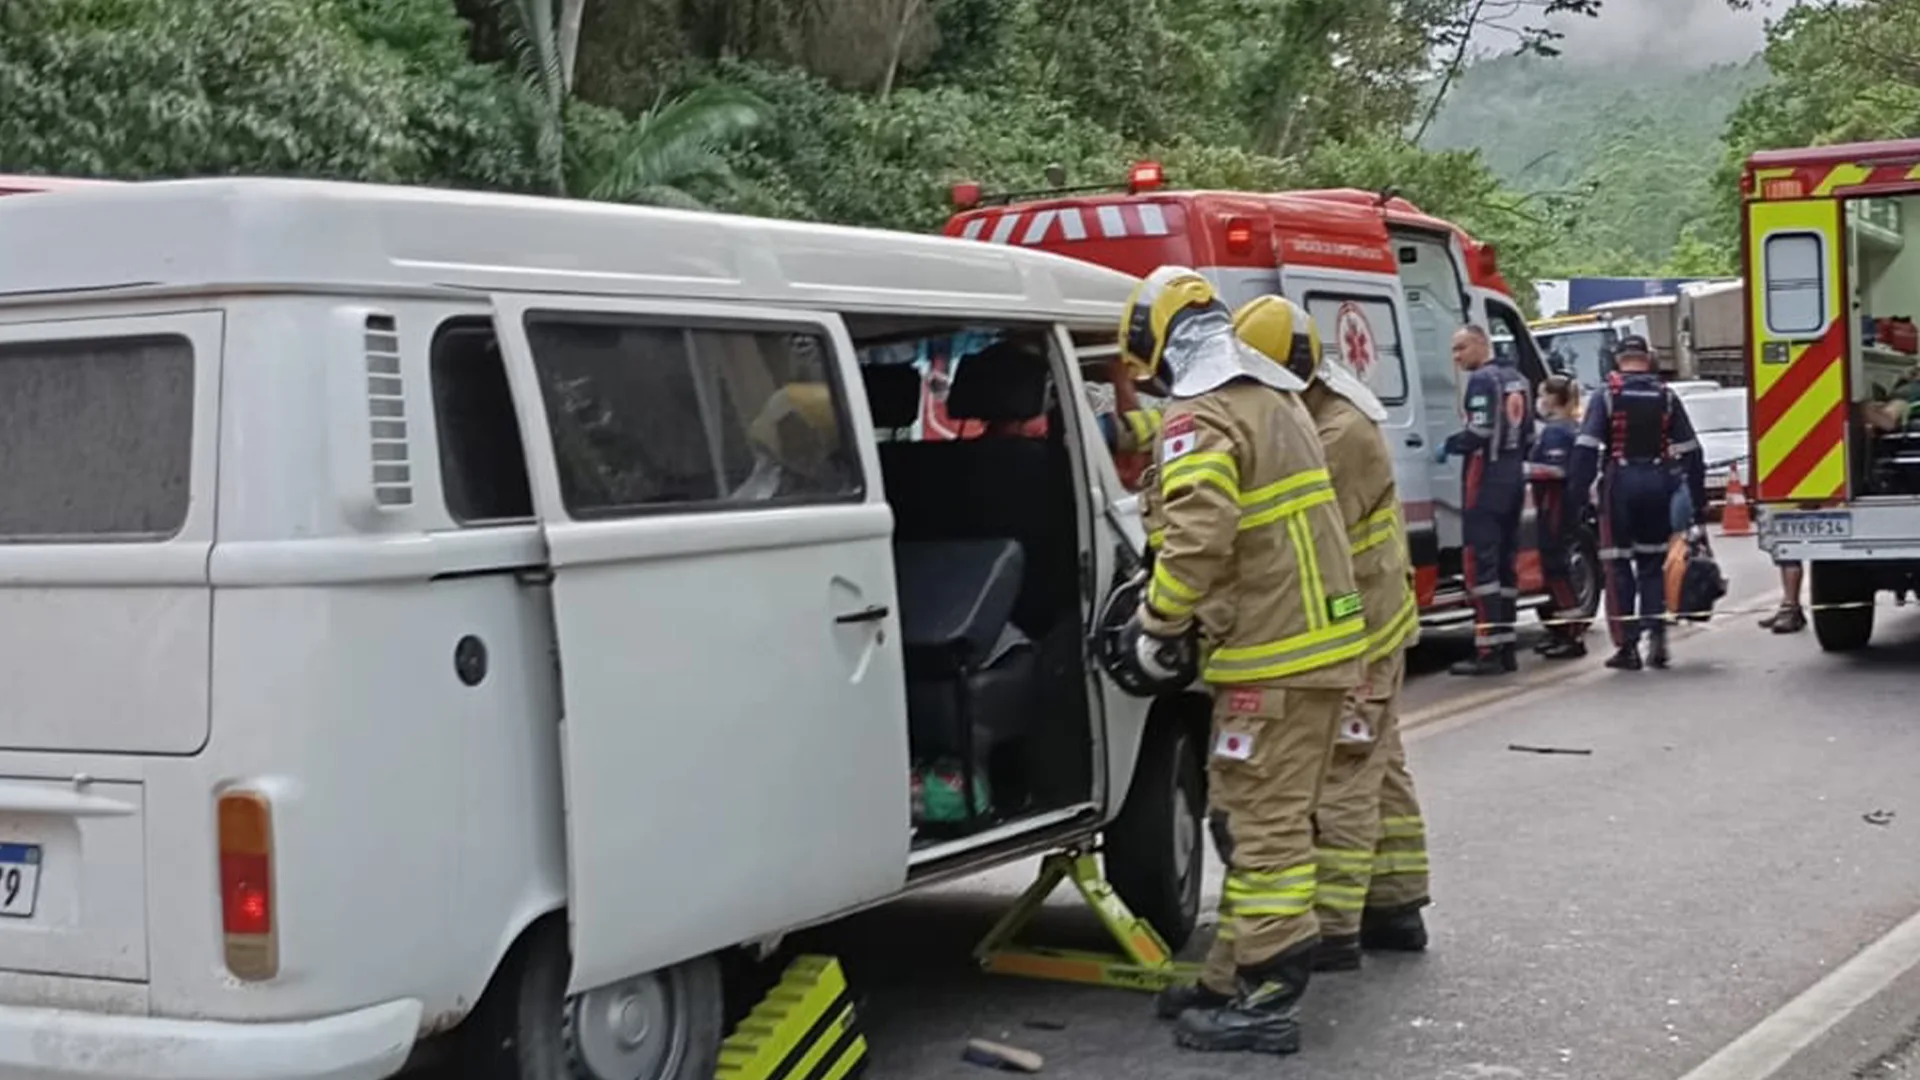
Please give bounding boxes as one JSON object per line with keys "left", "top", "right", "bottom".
{"left": 0, "top": 334, "right": 192, "bottom": 541}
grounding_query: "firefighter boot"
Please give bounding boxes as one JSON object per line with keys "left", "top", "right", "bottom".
{"left": 1360, "top": 903, "right": 1429, "bottom": 952}
{"left": 1647, "top": 627, "right": 1671, "bottom": 670}
{"left": 1154, "top": 982, "right": 1230, "bottom": 1021}
{"left": 1449, "top": 651, "right": 1505, "bottom": 677}
{"left": 1173, "top": 950, "right": 1313, "bottom": 1056}
{"left": 1312, "top": 934, "right": 1362, "bottom": 972}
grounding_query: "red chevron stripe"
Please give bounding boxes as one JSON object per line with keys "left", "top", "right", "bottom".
{"left": 1753, "top": 326, "right": 1843, "bottom": 436}
{"left": 1758, "top": 399, "right": 1847, "bottom": 500}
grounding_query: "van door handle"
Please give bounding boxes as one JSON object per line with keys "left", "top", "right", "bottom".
{"left": 1406, "top": 434, "right": 1426, "bottom": 448}
{"left": 834, "top": 605, "right": 890, "bottom": 625}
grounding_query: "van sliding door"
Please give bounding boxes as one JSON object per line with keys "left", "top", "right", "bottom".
{"left": 490, "top": 294, "right": 911, "bottom": 996}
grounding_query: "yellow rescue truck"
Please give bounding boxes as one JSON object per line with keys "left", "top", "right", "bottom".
{"left": 1744, "top": 137, "right": 1920, "bottom": 650}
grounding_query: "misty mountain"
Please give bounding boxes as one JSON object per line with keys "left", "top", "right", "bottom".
{"left": 1422, "top": 51, "right": 1768, "bottom": 272}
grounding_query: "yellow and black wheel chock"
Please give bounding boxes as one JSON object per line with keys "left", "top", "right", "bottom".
{"left": 717, "top": 955, "right": 867, "bottom": 1080}
{"left": 972, "top": 848, "right": 1202, "bottom": 993}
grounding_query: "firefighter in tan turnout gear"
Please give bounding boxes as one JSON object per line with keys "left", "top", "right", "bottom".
{"left": 1113, "top": 266, "right": 1366, "bottom": 1056}
{"left": 1233, "top": 295, "right": 1434, "bottom": 971}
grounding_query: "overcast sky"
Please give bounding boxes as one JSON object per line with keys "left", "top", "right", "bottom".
{"left": 1479, "top": 0, "right": 1776, "bottom": 69}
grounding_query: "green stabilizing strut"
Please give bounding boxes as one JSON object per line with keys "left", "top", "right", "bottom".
{"left": 974, "top": 850, "right": 1202, "bottom": 993}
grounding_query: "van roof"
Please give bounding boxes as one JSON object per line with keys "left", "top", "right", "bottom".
{"left": 0, "top": 178, "right": 1139, "bottom": 321}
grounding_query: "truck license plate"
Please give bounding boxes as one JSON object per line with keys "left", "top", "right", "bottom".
{"left": 1765, "top": 511, "right": 1853, "bottom": 539}
{"left": 0, "top": 844, "right": 42, "bottom": 918}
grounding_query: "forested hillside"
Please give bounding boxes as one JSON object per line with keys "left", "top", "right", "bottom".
{"left": 2, "top": 0, "right": 1919, "bottom": 299}
{"left": 1425, "top": 53, "right": 1767, "bottom": 275}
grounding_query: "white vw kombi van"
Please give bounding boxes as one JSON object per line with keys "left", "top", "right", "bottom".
{"left": 0, "top": 179, "right": 1209, "bottom": 1080}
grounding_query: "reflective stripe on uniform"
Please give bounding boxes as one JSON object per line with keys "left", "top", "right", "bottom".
{"left": 1223, "top": 865, "right": 1316, "bottom": 918}
{"left": 1348, "top": 504, "right": 1402, "bottom": 556}
{"left": 1238, "top": 469, "right": 1337, "bottom": 532}
{"left": 1316, "top": 882, "right": 1368, "bottom": 913}
{"left": 1148, "top": 561, "right": 1201, "bottom": 618}
{"left": 1161, "top": 452, "right": 1240, "bottom": 501}
{"left": 1288, "top": 514, "right": 1328, "bottom": 631}
{"left": 1147, "top": 527, "right": 1165, "bottom": 551}
{"left": 1315, "top": 847, "right": 1375, "bottom": 875}
{"left": 1125, "top": 409, "right": 1162, "bottom": 448}
{"left": 1364, "top": 588, "right": 1420, "bottom": 662}
{"left": 1380, "top": 815, "right": 1425, "bottom": 839}
{"left": 1373, "top": 851, "right": 1431, "bottom": 877}
{"left": 1203, "top": 613, "right": 1368, "bottom": 683}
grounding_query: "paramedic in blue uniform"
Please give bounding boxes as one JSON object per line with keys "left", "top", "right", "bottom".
{"left": 1567, "top": 334, "right": 1708, "bottom": 671}
{"left": 1438, "top": 324, "right": 1534, "bottom": 676}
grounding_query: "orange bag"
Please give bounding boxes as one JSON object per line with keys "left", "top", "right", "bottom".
{"left": 1664, "top": 532, "right": 1688, "bottom": 615}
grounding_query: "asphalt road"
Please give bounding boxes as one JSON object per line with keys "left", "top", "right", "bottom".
{"left": 767, "top": 533, "right": 1920, "bottom": 1080}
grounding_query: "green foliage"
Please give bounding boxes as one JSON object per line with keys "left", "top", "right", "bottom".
{"left": 574, "top": 83, "right": 768, "bottom": 207}
{"left": 0, "top": 0, "right": 541, "bottom": 190}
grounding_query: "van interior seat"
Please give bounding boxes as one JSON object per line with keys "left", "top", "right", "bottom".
{"left": 870, "top": 341, "right": 1079, "bottom": 638}
{"left": 893, "top": 539, "right": 1035, "bottom": 764}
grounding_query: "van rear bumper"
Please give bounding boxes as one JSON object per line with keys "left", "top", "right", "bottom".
{"left": 0, "top": 996, "right": 421, "bottom": 1080}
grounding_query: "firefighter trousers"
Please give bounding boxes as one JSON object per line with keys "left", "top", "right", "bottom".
{"left": 1309, "top": 647, "right": 1422, "bottom": 938}
{"left": 1462, "top": 463, "right": 1525, "bottom": 655}
{"left": 1196, "top": 683, "right": 1345, "bottom": 996}
{"left": 1601, "top": 466, "right": 1674, "bottom": 647}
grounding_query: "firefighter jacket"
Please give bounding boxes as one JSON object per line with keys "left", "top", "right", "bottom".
{"left": 1141, "top": 379, "right": 1367, "bottom": 689}
{"left": 1303, "top": 382, "right": 1421, "bottom": 663}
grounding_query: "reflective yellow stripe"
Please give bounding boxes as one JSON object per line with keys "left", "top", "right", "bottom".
{"left": 1364, "top": 588, "right": 1420, "bottom": 662}
{"left": 1314, "top": 847, "right": 1375, "bottom": 874}
{"left": 1240, "top": 484, "right": 1336, "bottom": 532}
{"left": 1379, "top": 815, "right": 1425, "bottom": 839}
{"left": 1225, "top": 866, "right": 1317, "bottom": 918}
{"left": 1316, "top": 884, "right": 1369, "bottom": 912}
{"left": 1146, "top": 528, "right": 1166, "bottom": 551}
{"left": 1148, "top": 561, "right": 1200, "bottom": 618}
{"left": 1349, "top": 504, "right": 1402, "bottom": 556}
{"left": 1125, "top": 410, "right": 1156, "bottom": 448}
{"left": 1373, "top": 852, "right": 1431, "bottom": 876}
{"left": 1162, "top": 452, "right": 1240, "bottom": 501}
{"left": 1203, "top": 616, "right": 1368, "bottom": 683}
{"left": 1288, "top": 513, "right": 1327, "bottom": 631}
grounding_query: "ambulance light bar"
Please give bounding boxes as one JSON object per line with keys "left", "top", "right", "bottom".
{"left": 1128, "top": 161, "right": 1165, "bottom": 194}
{"left": 950, "top": 181, "right": 983, "bottom": 211}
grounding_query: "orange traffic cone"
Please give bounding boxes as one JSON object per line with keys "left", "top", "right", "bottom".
{"left": 1722, "top": 464, "right": 1754, "bottom": 537}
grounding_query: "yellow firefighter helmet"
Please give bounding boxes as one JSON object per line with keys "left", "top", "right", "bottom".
{"left": 1231, "top": 294, "right": 1320, "bottom": 384}
{"left": 1119, "top": 266, "right": 1232, "bottom": 384}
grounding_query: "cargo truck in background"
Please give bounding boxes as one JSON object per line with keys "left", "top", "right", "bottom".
{"left": 1743, "top": 138, "right": 1920, "bottom": 652}
{"left": 1586, "top": 280, "right": 1747, "bottom": 387}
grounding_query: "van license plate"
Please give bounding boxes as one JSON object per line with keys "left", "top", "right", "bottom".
{"left": 0, "top": 845, "right": 43, "bottom": 918}
{"left": 1765, "top": 511, "right": 1853, "bottom": 539}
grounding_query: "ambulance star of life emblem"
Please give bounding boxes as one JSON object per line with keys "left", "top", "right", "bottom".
{"left": 1336, "top": 302, "right": 1374, "bottom": 378}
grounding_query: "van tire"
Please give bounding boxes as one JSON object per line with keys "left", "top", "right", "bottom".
{"left": 1103, "top": 712, "right": 1205, "bottom": 952}
{"left": 1811, "top": 562, "right": 1875, "bottom": 653}
{"left": 460, "top": 918, "right": 725, "bottom": 1080}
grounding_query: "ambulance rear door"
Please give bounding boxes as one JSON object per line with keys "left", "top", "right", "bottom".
{"left": 1390, "top": 230, "right": 1475, "bottom": 555}
{"left": 490, "top": 293, "right": 912, "bottom": 995}
{"left": 1286, "top": 270, "right": 1434, "bottom": 539}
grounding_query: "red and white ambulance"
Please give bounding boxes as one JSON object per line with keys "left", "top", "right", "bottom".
{"left": 943, "top": 163, "right": 1596, "bottom": 623}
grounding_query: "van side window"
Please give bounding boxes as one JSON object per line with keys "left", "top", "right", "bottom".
{"left": 522, "top": 312, "right": 863, "bottom": 517}
{"left": 0, "top": 334, "right": 192, "bottom": 541}
{"left": 430, "top": 319, "right": 534, "bottom": 524}
{"left": 1303, "top": 293, "right": 1409, "bottom": 405}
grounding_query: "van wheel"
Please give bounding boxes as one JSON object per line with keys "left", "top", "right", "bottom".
{"left": 1103, "top": 715, "right": 1204, "bottom": 951}
{"left": 1811, "top": 562, "right": 1875, "bottom": 653}
{"left": 462, "top": 919, "right": 725, "bottom": 1080}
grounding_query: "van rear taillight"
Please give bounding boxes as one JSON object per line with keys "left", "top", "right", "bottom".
{"left": 217, "top": 791, "right": 277, "bottom": 980}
